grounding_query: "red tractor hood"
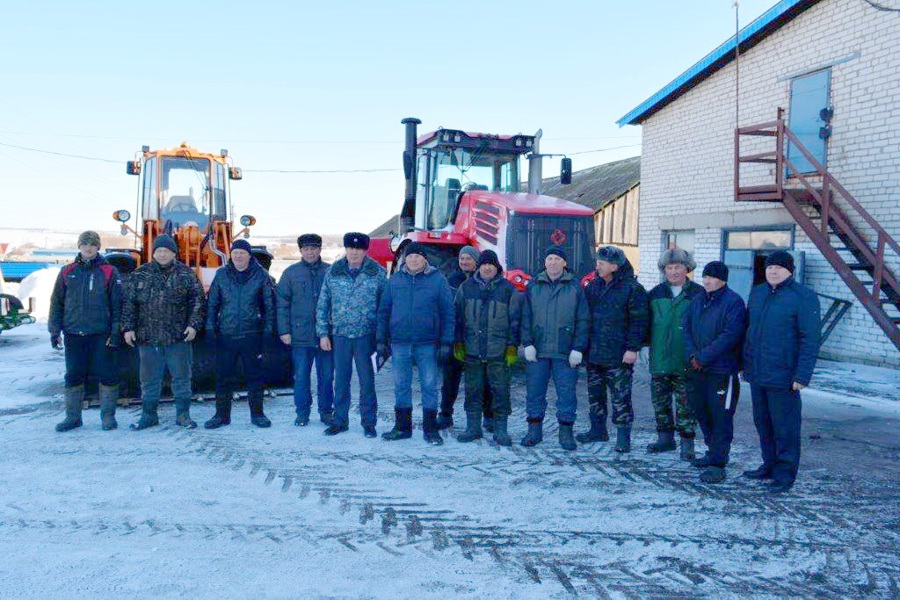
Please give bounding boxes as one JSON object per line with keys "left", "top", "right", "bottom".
{"left": 465, "top": 190, "right": 594, "bottom": 216}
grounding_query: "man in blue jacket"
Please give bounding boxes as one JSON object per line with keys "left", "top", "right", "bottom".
{"left": 277, "top": 233, "right": 334, "bottom": 427}
{"left": 49, "top": 230, "right": 123, "bottom": 432}
{"left": 742, "top": 251, "right": 820, "bottom": 493}
{"left": 204, "top": 239, "right": 276, "bottom": 429}
{"left": 683, "top": 261, "right": 746, "bottom": 484}
{"left": 378, "top": 242, "right": 455, "bottom": 445}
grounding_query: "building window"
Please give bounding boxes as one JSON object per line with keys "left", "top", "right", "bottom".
{"left": 664, "top": 230, "right": 695, "bottom": 255}
{"left": 725, "top": 228, "right": 792, "bottom": 250}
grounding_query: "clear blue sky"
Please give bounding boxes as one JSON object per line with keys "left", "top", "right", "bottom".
{"left": 0, "top": 0, "right": 777, "bottom": 237}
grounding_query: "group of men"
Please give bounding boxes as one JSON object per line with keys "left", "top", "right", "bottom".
{"left": 49, "top": 228, "right": 820, "bottom": 493}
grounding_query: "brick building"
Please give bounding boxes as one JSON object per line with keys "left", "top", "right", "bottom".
{"left": 619, "top": 0, "right": 899, "bottom": 367}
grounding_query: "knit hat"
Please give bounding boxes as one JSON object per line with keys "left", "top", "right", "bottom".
{"left": 231, "top": 239, "right": 252, "bottom": 254}
{"left": 297, "top": 233, "right": 322, "bottom": 249}
{"left": 596, "top": 245, "right": 626, "bottom": 266}
{"left": 702, "top": 261, "right": 729, "bottom": 282}
{"left": 77, "top": 230, "right": 101, "bottom": 249}
{"left": 152, "top": 234, "right": 178, "bottom": 253}
{"left": 476, "top": 249, "right": 503, "bottom": 273}
{"left": 404, "top": 242, "right": 427, "bottom": 259}
{"left": 658, "top": 248, "right": 696, "bottom": 273}
{"left": 544, "top": 245, "right": 568, "bottom": 263}
{"left": 343, "top": 232, "right": 370, "bottom": 250}
{"left": 765, "top": 250, "right": 795, "bottom": 273}
{"left": 458, "top": 245, "right": 479, "bottom": 262}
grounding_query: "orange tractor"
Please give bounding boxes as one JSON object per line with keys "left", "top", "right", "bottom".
{"left": 106, "top": 142, "right": 290, "bottom": 397}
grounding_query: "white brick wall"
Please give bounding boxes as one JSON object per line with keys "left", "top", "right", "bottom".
{"left": 636, "top": 0, "right": 900, "bottom": 367}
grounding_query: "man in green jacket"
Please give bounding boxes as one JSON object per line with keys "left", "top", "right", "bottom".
{"left": 646, "top": 248, "right": 703, "bottom": 459}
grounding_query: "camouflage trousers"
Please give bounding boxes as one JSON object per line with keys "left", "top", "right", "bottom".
{"left": 464, "top": 361, "right": 511, "bottom": 417}
{"left": 586, "top": 363, "right": 634, "bottom": 425}
{"left": 650, "top": 374, "right": 696, "bottom": 438}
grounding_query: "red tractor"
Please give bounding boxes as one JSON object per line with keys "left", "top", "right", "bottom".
{"left": 369, "top": 118, "right": 595, "bottom": 288}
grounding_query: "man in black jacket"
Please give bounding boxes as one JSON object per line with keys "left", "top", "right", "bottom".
{"left": 49, "top": 231, "right": 123, "bottom": 432}
{"left": 277, "top": 233, "right": 333, "bottom": 427}
{"left": 205, "top": 239, "right": 276, "bottom": 429}
{"left": 122, "top": 234, "right": 205, "bottom": 430}
{"left": 578, "top": 246, "right": 649, "bottom": 453}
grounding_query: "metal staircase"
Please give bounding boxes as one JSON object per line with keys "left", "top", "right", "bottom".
{"left": 735, "top": 109, "right": 900, "bottom": 352}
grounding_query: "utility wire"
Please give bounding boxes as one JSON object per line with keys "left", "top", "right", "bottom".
{"left": 861, "top": 0, "right": 900, "bottom": 11}
{"left": 0, "top": 140, "right": 120, "bottom": 163}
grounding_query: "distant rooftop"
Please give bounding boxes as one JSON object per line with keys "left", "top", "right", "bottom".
{"left": 541, "top": 156, "right": 640, "bottom": 212}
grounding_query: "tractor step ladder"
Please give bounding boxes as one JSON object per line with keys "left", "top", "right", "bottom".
{"left": 735, "top": 109, "right": 900, "bottom": 352}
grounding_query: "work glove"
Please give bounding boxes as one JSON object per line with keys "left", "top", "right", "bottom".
{"left": 523, "top": 345, "right": 538, "bottom": 363}
{"left": 504, "top": 345, "right": 518, "bottom": 368}
{"left": 50, "top": 332, "right": 62, "bottom": 350}
{"left": 438, "top": 344, "right": 453, "bottom": 365}
{"left": 690, "top": 357, "right": 703, "bottom": 372}
{"left": 568, "top": 350, "right": 583, "bottom": 368}
{"left": 453, "top": 343, "right": 466, "bottom": 362}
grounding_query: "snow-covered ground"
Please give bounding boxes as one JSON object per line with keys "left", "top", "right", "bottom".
{"left": 1, "top": 321, "right": 898, "bottom": 598}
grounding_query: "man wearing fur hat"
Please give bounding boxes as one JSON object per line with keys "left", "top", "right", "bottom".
{"left": 645, "top": 248, "right": 703, "bottom": 459}
{"left": 577, "top": 246, "right": 648, "bottom": 453}
{"left": 49, "top": 230, "right": 123, "bottom": 432}
{"left": 520, "top": 245, "right": 590, "bottom": 451}
{"left": 454, "top": 250, "right": 521, "bottom": 446}
{"left": 377, "top": 242, "right": 455, "bottom": 445}
{"left": 122, "top": 233, "right": 205, "bottom": 430}
{"left": 277, "top": 233, "right": 334, "bottom": 427}
{"left": 316, "top": 232, "right": 386, "bottom": 437}
{"left": 205, "top": 239, "right": 276, "bottom": 429}
{"left": 742, "top": 250, "right": 820, "bottom": 493}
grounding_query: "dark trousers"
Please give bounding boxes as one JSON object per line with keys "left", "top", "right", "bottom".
{"left": 64, "top": 333, "right": 118, "bottom": 387}
{"left": 586, "top": 363, "right": 634, "bottom": 425}
{"left": 687, "top": 372, "right": 740, "bottom": 467}
{"left": 751, "top": 384, "right": 802, "bottom": 485}
{"left": 215, "top": 335, "right": 264, "bottom": 400}
{"left": 292, "top": 346, "right": 334, "bottom": 417}
{"left": 441, "top": 358, "right": 493, "bottom": 418}
{"left": 464, "top": 361, "right": 510, "bottom": 417}
{"left": 332, "top": 334, "right": 377, "bottom": 428}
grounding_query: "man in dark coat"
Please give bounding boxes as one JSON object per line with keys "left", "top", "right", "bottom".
{"left": 683, "top": 261, "right": 746, "bottom": 484}
{"left": 377, "top": 242, "right": 455, "bottom": 445}
{"left": 742, "top": 251, "right": 820, "bottom": 493}
{"left": 277, "top": 233, "right": 334, "bottom": 427}
{"left": 204, "top": 239, "right": 276, "bottom": 429}
{"left": 646, "top": 248, "right": 703, "bottom": 459}
{"left": 520, "top": 245, "right": 590, "bottom": 451}
{"left": 454, "top": 250, "right": 521, "bottom": 446}
{"left": 49, "top": 230, "right": 123, "bottom": 432}
{"left": 122, "top": 234, "right": 205, "bottom": 430}
{"left": 578, "top": 246, "right": 649, "bottom": 453}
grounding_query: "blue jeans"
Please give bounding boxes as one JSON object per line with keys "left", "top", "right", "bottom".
{"left": 138, "top": 343, "right": 193, "bottom": 410}
{"left": 292, "top": 346, "right": 334, "bottom": 417}
{"left": 332, "top": 334, "right": 377, "bottom": 428}
{"left": 751, "top": 384, "right": 802, "bottom": 485}
{"left": 392, "top": 343, "right": 440, "bottom": 412}
{"left": 64, "top": 333, "right": 118, "bottom": 387}
{"left": 525, "top": 357, "right": 578, "bottom": 424}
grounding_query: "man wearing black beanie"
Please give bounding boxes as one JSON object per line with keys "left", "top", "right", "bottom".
{"left": 742, "top": 251, "right": 820, "bottom": 493}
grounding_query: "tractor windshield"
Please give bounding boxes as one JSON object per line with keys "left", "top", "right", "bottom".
{"left": 159, "top": 157, "right": 212, "bottom": 229}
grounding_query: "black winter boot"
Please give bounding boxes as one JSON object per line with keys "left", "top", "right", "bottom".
{"left": 294, "top": 413, "right": 310, "bottom": 427}
{"left": 319, "top": 411, "right": 334, "bottom": 426}
{"left": 204, "top": 394, "right": 232, "bottom": 429}
{"left": 679, "top": 437, "right": 696, "bottom": 460}
{"left": 131, "top": 399, "right": 159, "bottom": 430}
{"left": 382, "top": 407, "right": 413, "bottom": 441}
{"left": 56, "top": 385, "right": 85, "bottom": 432}
{"left": 700, "top": 466, "right": 726, "bottom": 484}
{"left": 99, "top": 384, "right": 119, "bottom": 431}
{"left": 423, "top": 409, "right": 444, "bottom": 445}
{"left": 482, "top": 415, "right": 494, "bottom": 433}
{"left": 646, "top": 429, "right": 676, "bottom": 453}
{"left": 249, "top": 395, "right": 271, "bottom": 428}
{"left": 457, "top": 411, "right": 483, "bottom": 443}
{"left": 492, "top": 417, "right": 512, "bottom": 447}
{"left": 742, "top": 465, "right": 773, "bottom": 479}
{"left": 558, "top": 423, "right": 577, "bottom": 452}
{"left": 575, "top": 410, "right": 609, "bottom": 443}
{"left": 437, "top": 413, "right": 454, "bottom": 430}
{"left": 521, "top": 420, "right": 543, "bottom": 447}
{"left": 614, "top": 426, "right": 631, "bottom": 453}
{"left": 175, "top": 398, "right": 197, "bottom": 429}
{"left": 692, "top": 453, "right": 714, "bottom": 468}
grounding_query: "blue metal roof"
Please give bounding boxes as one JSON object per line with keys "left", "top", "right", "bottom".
{"left": 617, "top": 0, "right": 819, "bottom": 126}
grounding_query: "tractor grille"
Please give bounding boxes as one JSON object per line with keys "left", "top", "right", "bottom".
{"left": 506, "top": 214, "right": 594, "bottom": 278}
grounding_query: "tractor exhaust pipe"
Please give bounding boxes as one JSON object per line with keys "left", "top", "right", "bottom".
{"left": 399, "top": 117, "right": 421, "bottom": 233}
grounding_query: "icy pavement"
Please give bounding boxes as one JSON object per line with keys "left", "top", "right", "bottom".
{"left": 1, "top": 323, "right": 898, "bottom": 598}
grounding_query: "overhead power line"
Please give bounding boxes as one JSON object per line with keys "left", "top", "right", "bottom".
{"left": 861, "top": 0, "right": 900, "bottom": 11}
{"left": 0, "top": 141, "right": 120, "bottom": 163}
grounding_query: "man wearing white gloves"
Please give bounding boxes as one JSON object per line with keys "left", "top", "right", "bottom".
{"left": 519, "top": 245, "right": 590, "bottom": 451}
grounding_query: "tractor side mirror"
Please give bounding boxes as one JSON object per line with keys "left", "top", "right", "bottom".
{"left": 113, "top": 209, "right": 131, "bottom": 223}
{"left": 229, "top": 167, "right": 243, "bottom": 180}
{"left": 126, "top": 161, "right": 141, "bottom": 176}
{"left": 239, "top": 215, "right": 256, "bottom": 227}
{"left": 560, "top": 158, "right": 572, "bottom": 185}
